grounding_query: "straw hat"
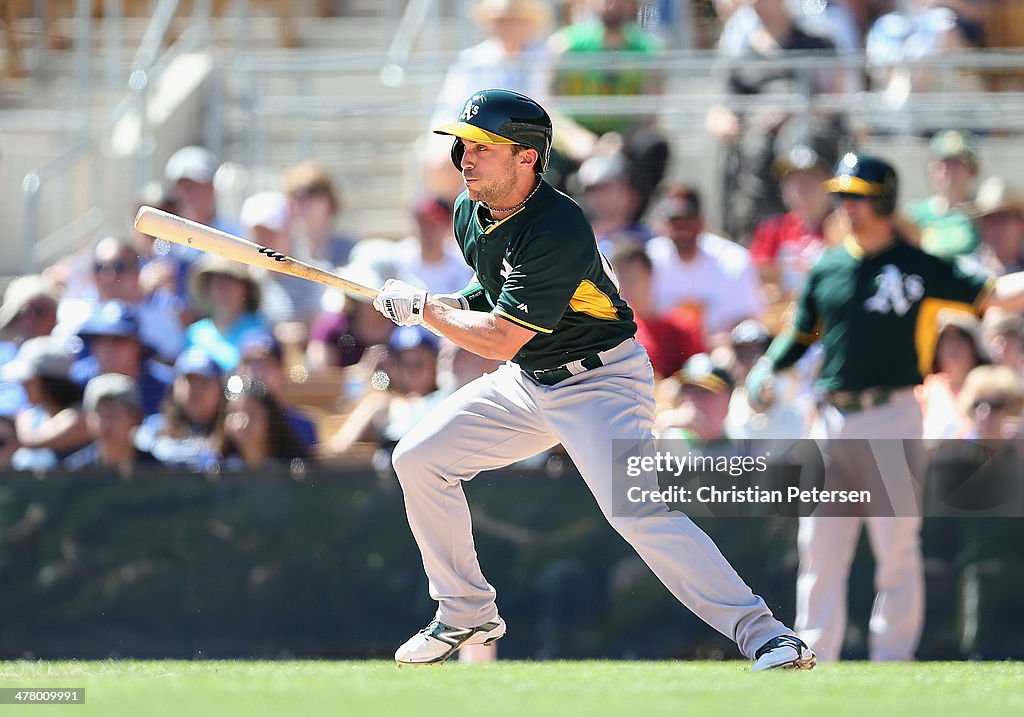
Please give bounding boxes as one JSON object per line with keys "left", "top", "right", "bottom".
{"left": 0, "top": 275, "right": 58, "bottom": 330}
{"left": 188, "top": 255, "right": 262, "bottom": 314}
{"left": 970, "top": 177, "right": 1024, "bottom": 218}
{"left": 935, "top": 309, "right": 990, "bottom": 366}
{"left": 470, "top": 0, "right": 554, "bottom": 36}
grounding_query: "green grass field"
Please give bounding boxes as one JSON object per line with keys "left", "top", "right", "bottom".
{"left": 0, "top": 660, "right": 1020, "bottom": 717}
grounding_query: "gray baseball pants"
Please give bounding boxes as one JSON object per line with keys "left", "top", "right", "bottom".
{"left": 391, "top": 339, "right": 792, "bottom": 658}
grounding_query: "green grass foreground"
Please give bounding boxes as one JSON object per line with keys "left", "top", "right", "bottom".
{"left": 0, "top": 660, "right": 1020, "bottom": 717}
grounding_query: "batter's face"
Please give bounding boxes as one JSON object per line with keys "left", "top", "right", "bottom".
{"left": 834, "top": 194, "right": 884, "bottom": 235}
{"left": 458, "top": 140, "right": 523, "bottom": 204}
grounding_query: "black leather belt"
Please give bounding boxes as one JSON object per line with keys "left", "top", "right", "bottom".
{"left": 529, "top": 354, "right": 605, "bottom": 386}
{"left": 828, "top": 387, "right": 909, "bottom": 412}
{"left": 526, "top": 339, "right": 634, "bottom": 387}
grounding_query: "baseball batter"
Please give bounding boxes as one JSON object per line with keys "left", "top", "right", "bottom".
{"left": 747, "top": 153, "right": 1024, "bottom": 661}
{"left": 372, "top": 89, "right": 815, "bottom": 670}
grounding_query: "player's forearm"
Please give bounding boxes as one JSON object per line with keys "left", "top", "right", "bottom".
{"left": 423, "top": 300, "right": 529, "bottom": 361}
{"left": 764, "top": 329, "right": 812, "bottom": 372}
{"left": 985, "top": 272, "right": 1024, "bottom": 313}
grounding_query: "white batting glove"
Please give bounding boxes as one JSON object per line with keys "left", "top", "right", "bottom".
{"left": 373, "top": 279, "right": 428, "bottom": 326}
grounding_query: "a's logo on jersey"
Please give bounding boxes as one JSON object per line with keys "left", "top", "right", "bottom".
{"left": 500, "top": 258, "right": 513, "bottom": 280}
{"left": 460, "top": 100, "right": 480, "bottom": 122}
{"left": 864, "top": 264, "right": 924, "bottom": 317}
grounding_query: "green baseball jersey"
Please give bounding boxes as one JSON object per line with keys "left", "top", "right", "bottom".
{"left": 905, "top": 197, "right": 979, "bottom": 259}
{"left": 454, "top": 180, "right": 636, "bottom": 373}
{"left": 777, "top": 236, "right": 991, "bottom": 391}
{"left": 550, "top": 21, "right": 662, "bottom": 135}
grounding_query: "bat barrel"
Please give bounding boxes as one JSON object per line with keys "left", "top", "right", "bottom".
{"left": 133, "top": 205, "right": 379, "bottom": 301}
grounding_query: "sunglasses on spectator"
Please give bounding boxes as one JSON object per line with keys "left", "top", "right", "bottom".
{"left": 291, "top": 186, "right": 327, "bottom": 202}
{"left": 833, "top": 193, "right": 872, "bottom": 202}
{"left": 733, "top": 343, "right": 768, "bottom": 358}
{"left": 94, "top": 260, "right": 136, "bottom": 275}
{"left": 973, "top": 399, "right": 1009, "bottom": 413}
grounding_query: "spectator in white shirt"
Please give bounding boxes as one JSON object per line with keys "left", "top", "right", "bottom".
{"left": 239, "top": 191, "right": 325, "bottom": 328}
{"left": 645, "top": 184, "right": 765, "bottom": 345}
{"left": 395, "top": 197, "right": 474, "bottom": 295}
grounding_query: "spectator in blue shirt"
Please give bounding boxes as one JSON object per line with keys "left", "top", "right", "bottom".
{"left": 236, "top": 333, "right": 318, "bottom": 450}
{"left": 135, "top": 347, "right": 224, "bottom": 470}
{"left": 73, "top": 300, "right": 173, "bottom": 418}
{"left": 0, "top": 275, "right": 60, "bottom": 416}
{"left": 184, "top": 255, "right": 268, "bottom": 372}
{"left": 64, "top": 373, "right": 158, "bottom": 473}
{"left": 2, "top": 335, "right": 88, "bottom": 469}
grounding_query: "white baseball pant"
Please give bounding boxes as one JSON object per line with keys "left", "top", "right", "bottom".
{"left": 796, "top": 389, "right": 925, "bottom": 662}
{"left": 392, "top": 339, "right": 793, "bottom": 658}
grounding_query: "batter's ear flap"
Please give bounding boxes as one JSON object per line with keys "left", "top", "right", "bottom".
{"left": 876, "top": 171, "right": 898, "bottom": 216}
{"left": 450, "top": 139, "right": 466, "bottom": 170}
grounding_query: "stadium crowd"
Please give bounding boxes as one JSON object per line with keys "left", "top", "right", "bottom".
{"left": 2, "top": 0, "right": 1024, "bottom": 663}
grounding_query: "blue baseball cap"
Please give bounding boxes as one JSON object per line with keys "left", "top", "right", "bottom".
{"left": 174, "top": 347, "right": 222, "bottom": 379}
{"left": 239, "top": 332, "right": 283, "bottom": 362}
{"left": 77, "top": 300, "right": 141, "bottom": 341}
{"left": 387, "top": 325, "right": 440, "bottom": 354}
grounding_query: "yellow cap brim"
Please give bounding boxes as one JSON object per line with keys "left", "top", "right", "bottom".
{"left": 680, "top": 375, "right": 730, "bottom": 394}
{"left": 824, "top": 176, "right": 884, "bottom": 196}
{"left": 432, "top": 122, "right": 519, "bottom": 145}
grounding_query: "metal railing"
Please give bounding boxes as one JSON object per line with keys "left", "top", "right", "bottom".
{"left": 379, "top": 0, "right": 435, "bottom": 87}
{"left": 121, "top": 0, "right": 187, "bottom": 189}
{"left": 216, "top": 43, "right": 1024, "bottom": 240}
{"left": 20, "top": 137, "right": 103, "bottom": 272}
{"left": 18, "top": 0, "right": 216, "bottom": 274}
{"left": 226, "top": 48, "right": 1024, "bottom": 156}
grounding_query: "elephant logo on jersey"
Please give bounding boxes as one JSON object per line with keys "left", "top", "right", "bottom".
{"left": 460, "top": 100, "right": 480, "bottom": 122}
{"left": 864, "top": 265, "right": 925, "bottom": 316}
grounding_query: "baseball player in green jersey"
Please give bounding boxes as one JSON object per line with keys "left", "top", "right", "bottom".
{"left": 371, "top": 89, "right": 814, "bottom": 670}
{"left": 747, "top": 153, "right": 1024, "bottom": 662}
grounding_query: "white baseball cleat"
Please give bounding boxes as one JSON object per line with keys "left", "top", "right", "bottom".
{"left": 752, "top": 635, "right": 817, "bottom": 671}
{"left": 395, "top": 616, "right": 507, "bottom": 666}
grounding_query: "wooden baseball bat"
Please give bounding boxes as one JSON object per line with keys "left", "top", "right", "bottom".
{"left": 133, "top": 205, "right": 380, "bottom": 301}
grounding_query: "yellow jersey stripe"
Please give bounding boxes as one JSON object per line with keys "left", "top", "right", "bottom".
{"left": 568, "top": 279, "right": 619, "bottom": 320}
{"left": 480, "top": 207, "right": 527, "bottom": 234}
{"left": 494, "top": 308, "right": 553, "bottom": 334}
{"left": 973, "top": 276, "right": 997, "bottom": 312}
